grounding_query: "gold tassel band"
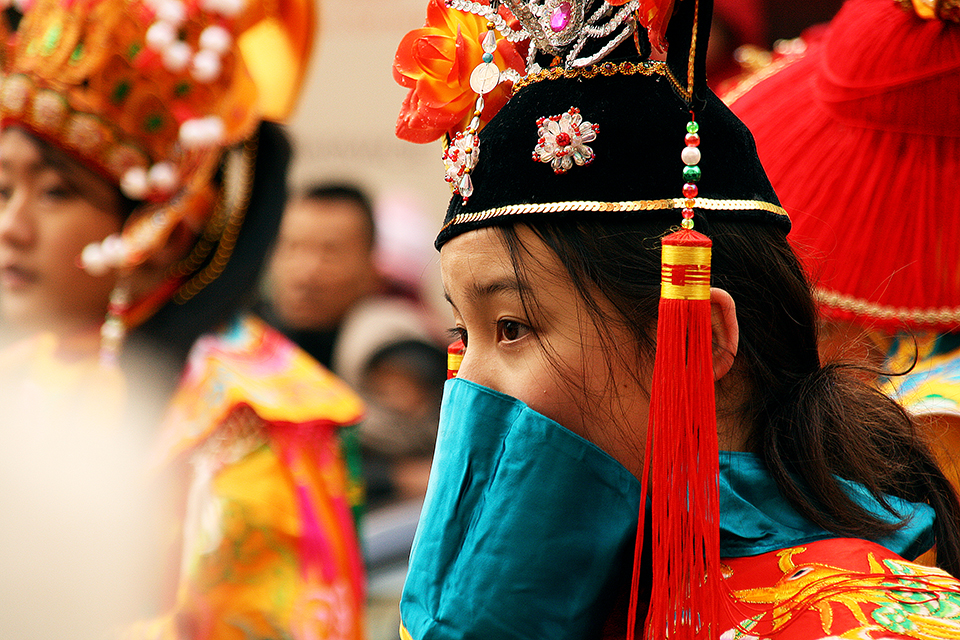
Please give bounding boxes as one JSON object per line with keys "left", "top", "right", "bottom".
{"left": 661, "top": 245, "right": 711, "bottom": 300}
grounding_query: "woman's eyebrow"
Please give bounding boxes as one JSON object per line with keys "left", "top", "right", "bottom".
{"left": 444, "top": 277, "right": 532, "bottom": 307}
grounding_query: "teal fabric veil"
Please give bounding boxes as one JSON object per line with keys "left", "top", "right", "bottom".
{"left": 400, "top": 378, "right": 644, "bottom": 640}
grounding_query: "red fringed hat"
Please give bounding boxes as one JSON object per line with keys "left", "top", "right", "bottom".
{"left": 726, "top": 0, "right": 960, "bottom": 333}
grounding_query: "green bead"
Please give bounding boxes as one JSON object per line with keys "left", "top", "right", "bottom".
{"left": 682, "top": 165, "right": 701, "bottom": 182}
{"left": 175, "top": 82, "right": 191, "bottom": 97}
{"left": 70, "top": 43, "right": 83, "bottom": 63}
{"left": 111, "top": 80, "right": 131, "bottom": 104}
{"left": 686, "top": 121, "right": 699, "bottom": 134}
{"left": 42, "top": 23, "right": 62, "bottom": 55}
{"left": 144, "top": 113, "right": 164, "bottom": 132}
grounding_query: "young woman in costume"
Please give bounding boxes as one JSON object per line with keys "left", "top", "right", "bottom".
{"left": 393, "top": 0, "right": 960, "bottom": 638}
{"left": 0, "top": 0, "right": 366, "bottom": 637}
{"left": 726, "top": 0, "right": 960, "bottom": 497}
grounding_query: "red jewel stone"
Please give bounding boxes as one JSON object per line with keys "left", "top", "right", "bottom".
{"left": 555, "top": 132, "right": 572, "bottom": 147}
{"left": 682, "top": 208, "right": 695, "bottom": 219}
{"left": 682, "top": 183, "right": 698, "bottom": 198}
{"left": 685, "top": 132, "right": 700, "bottom": 147}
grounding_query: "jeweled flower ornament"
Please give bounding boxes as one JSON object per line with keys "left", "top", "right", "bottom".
{"left": 443, "top": 128, "right": 482, "bottom": 194}
{"left": 504, "top": 0, "right": 641, "bottom": 68}
{"left": 533, "top": 107, "right": 598, "bottom": 173}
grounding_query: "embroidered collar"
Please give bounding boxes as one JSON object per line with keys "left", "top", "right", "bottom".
{"left": 718, "top": 451, "right": 935, "bottom": 560}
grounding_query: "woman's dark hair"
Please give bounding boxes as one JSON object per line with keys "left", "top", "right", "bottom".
{"left": 496, "top": 215, "right": 960, "bottom": 577}
{"left": 124, "top": 121, "right": 292, "bottom": 398}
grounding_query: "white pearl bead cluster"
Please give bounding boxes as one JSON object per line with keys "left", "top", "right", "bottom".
{"left": 144, "top": 0, "right": 236, "bottom": 82}
{"left": 119, "top": 0, "right": 238, "bottom": 200}
{"left": 80, "top": 233, "right": 129, "bottom": 276}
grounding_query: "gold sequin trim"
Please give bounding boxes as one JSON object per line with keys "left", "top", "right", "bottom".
{"left": 513, "top": 60, "right": 688, "bottom": 98}
{"left": 816, "top": 288, "right": 960, "bottom": 326}
{"left": 440, "top": 198, "right": 788, "bottom": 234}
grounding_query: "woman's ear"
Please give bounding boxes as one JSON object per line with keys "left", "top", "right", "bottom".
{"left": 710, "top": 288, "right": 739, "bottom": 381}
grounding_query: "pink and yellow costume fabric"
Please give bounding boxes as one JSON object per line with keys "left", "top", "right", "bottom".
{"left": 138, "top": 314, "right": 366, "bottom": 640}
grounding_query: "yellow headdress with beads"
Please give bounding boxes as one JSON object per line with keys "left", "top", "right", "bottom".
{"left": 0, "top": 0, "right": 314, "bottom": 268}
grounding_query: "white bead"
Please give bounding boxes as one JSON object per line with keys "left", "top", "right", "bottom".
{"left": 80, "top": 243, "right": 109, "bottom": 276}
{"left": 190, "top": 49, "right": 222, "bottom": 83}
{"left": 469, "top": 62, "right": 501, "bottom": 95}
{"left": 101, "top": 318, "right": 125, "bottom": 342}
{"left": 204, "top": 116, "right": 225, "bottom": 142}
{"left": 681, "top": 145, "right": 701, "bottom": 166}
{"left": 216, "top": 0, "right": 243, "bottom": 17}
{"left": 120, "top": 167, "right": 149, "bottom": 199}
{"left": 156, "top": 0, "right": 186, "bottom": 25}
{"left": 162, "top": 41, "right": 192, "bottom": 73}
{"left": 146, "top": 21, "right": 177, "bottom": 50}
{"left": 148, "top": 162, "right": 179, "bottom": 193}
{"left": 179, "top": 116, "right": 225, "bottom": 148}
{"left": 100, "top": 234, "right": 127, "bottom": 265}
{"left": 199, "top": 25, "right": 232, "bottom": 54}
{"left": 178, "top": 119, "right": 201, "bottom": 147}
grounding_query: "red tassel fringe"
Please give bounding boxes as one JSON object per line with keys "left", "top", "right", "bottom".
{"left": 627, "top": 228, "right": 722, "bottom": 640}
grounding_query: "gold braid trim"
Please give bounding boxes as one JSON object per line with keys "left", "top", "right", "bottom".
{"left": 896, "top": 0, "right": 960, "bottom": 22}
{"left": 440, "top": 197, "right": 788, "bottom": 235}
{"left": 686, "top": 0, "right": 699, "bottom": 98}
{"left": 513, "top": 60, "right": 688, "bottom": 98}
{"left": 169, "top": 133, "right": 257, "bottom": 304}
{"left": 816, "top": 288, "right": 960, "bottom": 326}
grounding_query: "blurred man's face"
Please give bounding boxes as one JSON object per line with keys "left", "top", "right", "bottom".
{"left": 268, "top": 197, "right": 376, "bottom": 331}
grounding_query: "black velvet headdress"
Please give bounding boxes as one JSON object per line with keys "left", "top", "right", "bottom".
{"left": 431, "top": 0, "right": 788, "bottom": 248}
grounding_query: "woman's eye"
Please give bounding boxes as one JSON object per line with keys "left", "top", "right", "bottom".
{"left": 497, "top": 319, "right": 529, "bottom": 343}
{"left": 42, "top": 186, "right": 72, "bottom": 201}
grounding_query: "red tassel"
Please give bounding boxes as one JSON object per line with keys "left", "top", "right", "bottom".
{"left": 447, "top": 338, "right": 465, "bottom": 379}
{"left": 627, "top": 227, "right": 722, "bottom": 640}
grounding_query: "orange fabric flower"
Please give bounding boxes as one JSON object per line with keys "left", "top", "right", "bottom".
{"left": 637, "top": 0, "right": 676, "bottom": 51}
{"left": 394, "top": 0, "right": 526, "bottom": 144}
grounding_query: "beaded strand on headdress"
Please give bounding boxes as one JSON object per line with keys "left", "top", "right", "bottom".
{"left": 442, "top": 10, "right": 505, "bottom": 202}
{"left": 681, "top": 114, "right": 701, "bottom": 229}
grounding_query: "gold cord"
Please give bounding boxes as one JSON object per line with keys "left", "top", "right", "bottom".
{"left": 170, "top": 133, "right": 258, "bottom": 304}
{"left": 513, "top": 59, "right": 687, "bottom": 98}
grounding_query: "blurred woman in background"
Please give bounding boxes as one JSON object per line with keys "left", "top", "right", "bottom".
{"left": 0, "top": 1, "right": 367, "bottom": 638}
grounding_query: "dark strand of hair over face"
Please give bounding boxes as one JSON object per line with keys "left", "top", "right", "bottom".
{"left": 496, "top": 216, "right": 960, "bottom": 577}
